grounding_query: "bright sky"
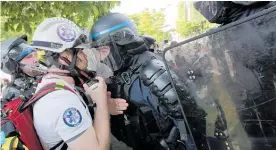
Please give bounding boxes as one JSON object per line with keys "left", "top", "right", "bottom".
{"left": 111, "top": 0, "right": 184, "bottom": 30}
{"left": 112, "top": 0, "right": 178, "bottom": 14}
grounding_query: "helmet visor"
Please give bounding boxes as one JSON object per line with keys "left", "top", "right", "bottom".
{"left": 8, "top": 42, "right": 35, "bottom": 62}
{"left": 93, "top": 36, "right": 123, "bottom": 72}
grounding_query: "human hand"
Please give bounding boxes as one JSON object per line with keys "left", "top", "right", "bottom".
{"left": 106, "top": 92, "right": 129, "bottom": 115}
{"left": 83, "top": 76, "right": 108, "bottom": 107}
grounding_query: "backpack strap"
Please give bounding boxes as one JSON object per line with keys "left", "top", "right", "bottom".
{"left": 19, "top": 81, "right": 78, "bottom": 150}
{"left": 20, "top": 82, "right": 77, "bottom": 112}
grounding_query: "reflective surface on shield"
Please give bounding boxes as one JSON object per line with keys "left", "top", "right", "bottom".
{"left": 164, "top": 7, "right": 276, "bottom": 150}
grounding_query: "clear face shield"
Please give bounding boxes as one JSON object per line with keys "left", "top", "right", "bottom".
{"left": 7, "top": 42, "right": 31, "bottom": 62}
{"left": 93, "top": 36, "right": 123, "bottom": 72}
{"left": 8, "top": 43, "right": 47, "bottom": 77}
{"left": 82, "top": 48, "right": 114, "bottom": 78}
{"left": 92, "top": 28, "right": 138, "bottom": 72}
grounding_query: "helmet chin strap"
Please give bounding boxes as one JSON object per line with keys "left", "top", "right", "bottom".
{"left": 40, "top": 49, "right": 96, "bottom": 86}
{"left": 67, "top": 48, "right": 79, "bottom": 75}
{"left": 57, "top": 49, "right": 97, "bottom": 86}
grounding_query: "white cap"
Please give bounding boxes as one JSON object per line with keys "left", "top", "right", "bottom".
{"left": 31, "top": 17, "right": 90, "bottom": 53}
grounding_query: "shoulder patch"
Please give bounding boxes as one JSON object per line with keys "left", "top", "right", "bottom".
{"left": 63, "top": 107, "right": 82, "bottom": 127}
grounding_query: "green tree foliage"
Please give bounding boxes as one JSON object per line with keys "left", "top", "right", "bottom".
{"left": 129, "top": 9, "right": 171, "bottom": 43}
{"left": 0, "top": 1, "right": 120, "bottom": 41}
{"left": 176, "top": 2, "right": 218, "bottom": 38}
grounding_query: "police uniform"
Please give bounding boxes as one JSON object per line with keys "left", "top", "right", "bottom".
{"left": 33, "top": 77, "right": 92, "bottom": 150}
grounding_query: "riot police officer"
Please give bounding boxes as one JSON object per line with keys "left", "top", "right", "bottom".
{"left": 1, "top": 35, "right": 44, "bottom": 105}
{"left": 90, "top": 13, "right": 206, "bottom": 150}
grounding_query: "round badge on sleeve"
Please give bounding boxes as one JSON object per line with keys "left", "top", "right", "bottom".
{"left": 57, "top": 23, "right": 76, "bottom": 42}
{"left": 63, "top": 107, "right": 82, "bottom": 127}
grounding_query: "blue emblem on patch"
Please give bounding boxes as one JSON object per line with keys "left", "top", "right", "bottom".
{"left": 57, "top": 24, "right": 76, "bottom": 42}
{"left": 63, "top": 108, "right": 82, "bottom": 127}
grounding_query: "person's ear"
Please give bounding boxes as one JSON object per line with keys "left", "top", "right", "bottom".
{"left": 99, "top": 47, "right": 110, "bottom": 61}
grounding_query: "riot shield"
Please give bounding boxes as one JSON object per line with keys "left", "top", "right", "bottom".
{"left": 163, "top": 6, "right": 276, "bottom": 150}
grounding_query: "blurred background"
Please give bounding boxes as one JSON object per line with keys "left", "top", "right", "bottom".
{"left": 0, "top": 0, "right": 218, "bottom": 83}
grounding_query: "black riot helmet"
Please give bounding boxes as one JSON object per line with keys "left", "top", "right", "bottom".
{"left": 1, "top": 35, "right": 33, "bottom": 75}
{"left": 90, "top": 13, "right": 148, "bottom": 72}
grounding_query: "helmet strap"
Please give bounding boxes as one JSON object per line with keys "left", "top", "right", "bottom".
{"left": 57, "top": 49, "right": 96, "bottom": 86}
{"left": 68, "top": 48, "right": 78, "bottom": 72}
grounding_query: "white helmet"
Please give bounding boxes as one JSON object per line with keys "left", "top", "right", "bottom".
{"left": 31, "top": 17, "right": 90, "bottom": 53}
